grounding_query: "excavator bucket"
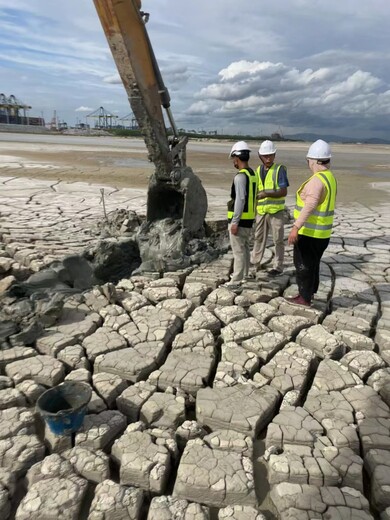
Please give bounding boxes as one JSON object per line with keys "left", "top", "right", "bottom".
{"left": 147, "top": 161, "right": 207, "bottom": 234}
{"left": 93, "top": 0, "right": 207, "bottom": 234}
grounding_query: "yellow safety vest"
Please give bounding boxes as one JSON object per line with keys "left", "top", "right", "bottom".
{"left": 227, "top": 168, "right": 257, "bottom": 225}
{"left": 256, "top": 164, "right": 286, "bottom": 215}
{"left": 294, "top": 170, "right": 337, "bottom": 239}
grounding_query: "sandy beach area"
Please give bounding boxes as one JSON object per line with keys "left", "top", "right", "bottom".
{"left": 0, "top": 132, "right": 389, "bottom": 210}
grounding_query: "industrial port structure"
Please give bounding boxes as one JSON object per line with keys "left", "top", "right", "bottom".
{"left": 0, "top": 94, "right": 220, "bottom": 136}
{"left": 86, "top": 106, "right": 139, "bottom": 130}
{"left": 0, "top": 93, "right": 44, "bottom": 126}
{"left": 0, "top": 94, "right": 139, "bottom": 131}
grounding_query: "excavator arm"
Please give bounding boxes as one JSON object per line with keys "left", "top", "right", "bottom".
{"left": 93, "top": 0, "right": 207, "bottom": 233}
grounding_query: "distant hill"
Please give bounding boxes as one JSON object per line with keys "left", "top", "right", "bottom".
{"left": 284, "top": 133, "right": 390, "bottom": 145}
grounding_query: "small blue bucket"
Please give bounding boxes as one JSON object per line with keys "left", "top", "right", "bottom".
{"left": 36, "top": 381, "right": 92, "bottom": 436}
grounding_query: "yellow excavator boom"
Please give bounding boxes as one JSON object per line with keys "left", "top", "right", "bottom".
{"left": 93, "top": 0, "right": 171, "bottom": 175}
{"left": 93, "top": 0, "right": 207, "bottom": 233}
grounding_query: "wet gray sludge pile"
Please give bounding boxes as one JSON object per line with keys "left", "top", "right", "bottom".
{"left": 1, "top": 181, "right": 390, "bottom": 519}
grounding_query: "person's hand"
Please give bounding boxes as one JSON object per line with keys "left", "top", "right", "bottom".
{"left": 230, "top": 223, "right": 239, "bottom": 235}
{"left": 257, "top": 191, "right": 266, "bottom": 200}
{"left": 288, "top": 226, "right": 299, "bottom": 245}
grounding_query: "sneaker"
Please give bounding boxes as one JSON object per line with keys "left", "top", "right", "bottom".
{"left": 268, "top": 269, "right": 283, "bottom": 277}
{"left": 222, "top": 281, "right": 243, "bottom": 290}
{"left": 285, "top": 295, "right": 311, "bottom": 307}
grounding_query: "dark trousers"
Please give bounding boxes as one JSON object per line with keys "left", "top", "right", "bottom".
{"left": 293, "top": 235, "right": 330, "bottom": 302}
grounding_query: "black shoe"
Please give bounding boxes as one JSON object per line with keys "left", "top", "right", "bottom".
{"left": 268, "top": 269, "right": 282, "bottom": 277}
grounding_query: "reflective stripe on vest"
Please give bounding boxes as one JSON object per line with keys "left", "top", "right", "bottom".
{"left": 293, "top": 170, "right": 337, "bottom": 239}
{"left": 294, "top": 206, "right": 334, "bottom": 217}
{"left": 227, "top": 168, "right": 257, "bottom": 222}
{"left": 256, "top": 163, "right": 285, "bottom": 215}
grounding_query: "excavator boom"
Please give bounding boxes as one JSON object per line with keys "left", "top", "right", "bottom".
{"left": 93, "top": 0, "right": 172, "bottom": 176}
{"left": 93, "top": 0, "right": 207, "bottom": 234}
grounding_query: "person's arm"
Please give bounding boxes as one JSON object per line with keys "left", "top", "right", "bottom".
{"left": 288, "top": 177, "right": 325, "bottom": 244}
{"left": 258, "top": 187, "right": 287, "bottom": 199}
{"left": 257, "top": 165, "right": 288, "bottom": 199}
{"left": 257, "top": 188, "right": 287, "bottom": 200}
{"left": 230, "top": 174, "right": 247, "bottom": 234}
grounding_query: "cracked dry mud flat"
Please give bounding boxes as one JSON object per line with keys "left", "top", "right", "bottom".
{"left": 0, "top": 175, "right": 390, "bottom": 520}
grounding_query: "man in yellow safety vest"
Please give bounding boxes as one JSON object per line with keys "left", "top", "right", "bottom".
{"left": 225, "top": 141, "right": 257, "bottom": 290}
{"left": 287, "top": 139, "right": 337, "bottom": 306}
{"left": 251, "top": 140, "right": 289, "bottom": 276}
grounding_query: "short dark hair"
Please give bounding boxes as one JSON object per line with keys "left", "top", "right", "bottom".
{"left": 233, "top": 151, "right": 250, "bottom": 161}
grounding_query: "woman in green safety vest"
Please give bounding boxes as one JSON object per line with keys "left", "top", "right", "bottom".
{"left": 287, "top": 139, "right": 337, "bottom": 306}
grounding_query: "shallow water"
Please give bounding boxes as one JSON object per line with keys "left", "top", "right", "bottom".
{"left": 111, "top": 157, "right": 153, "bottom": 168}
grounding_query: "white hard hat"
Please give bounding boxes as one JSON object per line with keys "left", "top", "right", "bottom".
{"left": 306, "top": 139, "right": 332, "bottom": 160}
{"left": 259, "top": 140, "right": 276, "bottom": 155}
{"left": 229, "top": 141, "right": 251, "bottom": 158}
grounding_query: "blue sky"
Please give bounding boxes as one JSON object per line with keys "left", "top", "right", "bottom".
{"left": 1, "top": 0, "right": 390, "bottom": 138}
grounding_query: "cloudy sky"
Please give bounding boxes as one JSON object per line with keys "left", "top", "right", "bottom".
{"left": 1, "top": 0, "right": 390, "bottom": 138}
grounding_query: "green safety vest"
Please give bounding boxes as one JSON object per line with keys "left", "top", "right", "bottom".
{"left": 227, "top": 168, "right": 257, "bottom": 226}
{"left": 256, "top": 164, "right": 286, "bottom": 215}
{"left": 294, "top": 169, "right": 337, "bottom": 239}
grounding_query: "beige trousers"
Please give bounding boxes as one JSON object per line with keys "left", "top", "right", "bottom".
{"left": 229, "top": 224, "right": 252, "bottom": 282}
{"left": 250, "top": 210, "right": 285, "bottom": 271}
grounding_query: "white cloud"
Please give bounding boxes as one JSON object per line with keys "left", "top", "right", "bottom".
{"left": 190, "top": 60, "right": 390, "bottom": 135}
{"left": 75, "top": 106, "right": 93, "bottom": 112}
{"left": 219, "top": 61, "right": 282, "bottom": 81}
{"left": 322, "top": 71, "right": 382, "bottom": 103}
{"left": 103, "top": 74, "right": 121, "bottom": 84}
{"left": 187, "top": 101, "right": 217, "bottom": 116}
